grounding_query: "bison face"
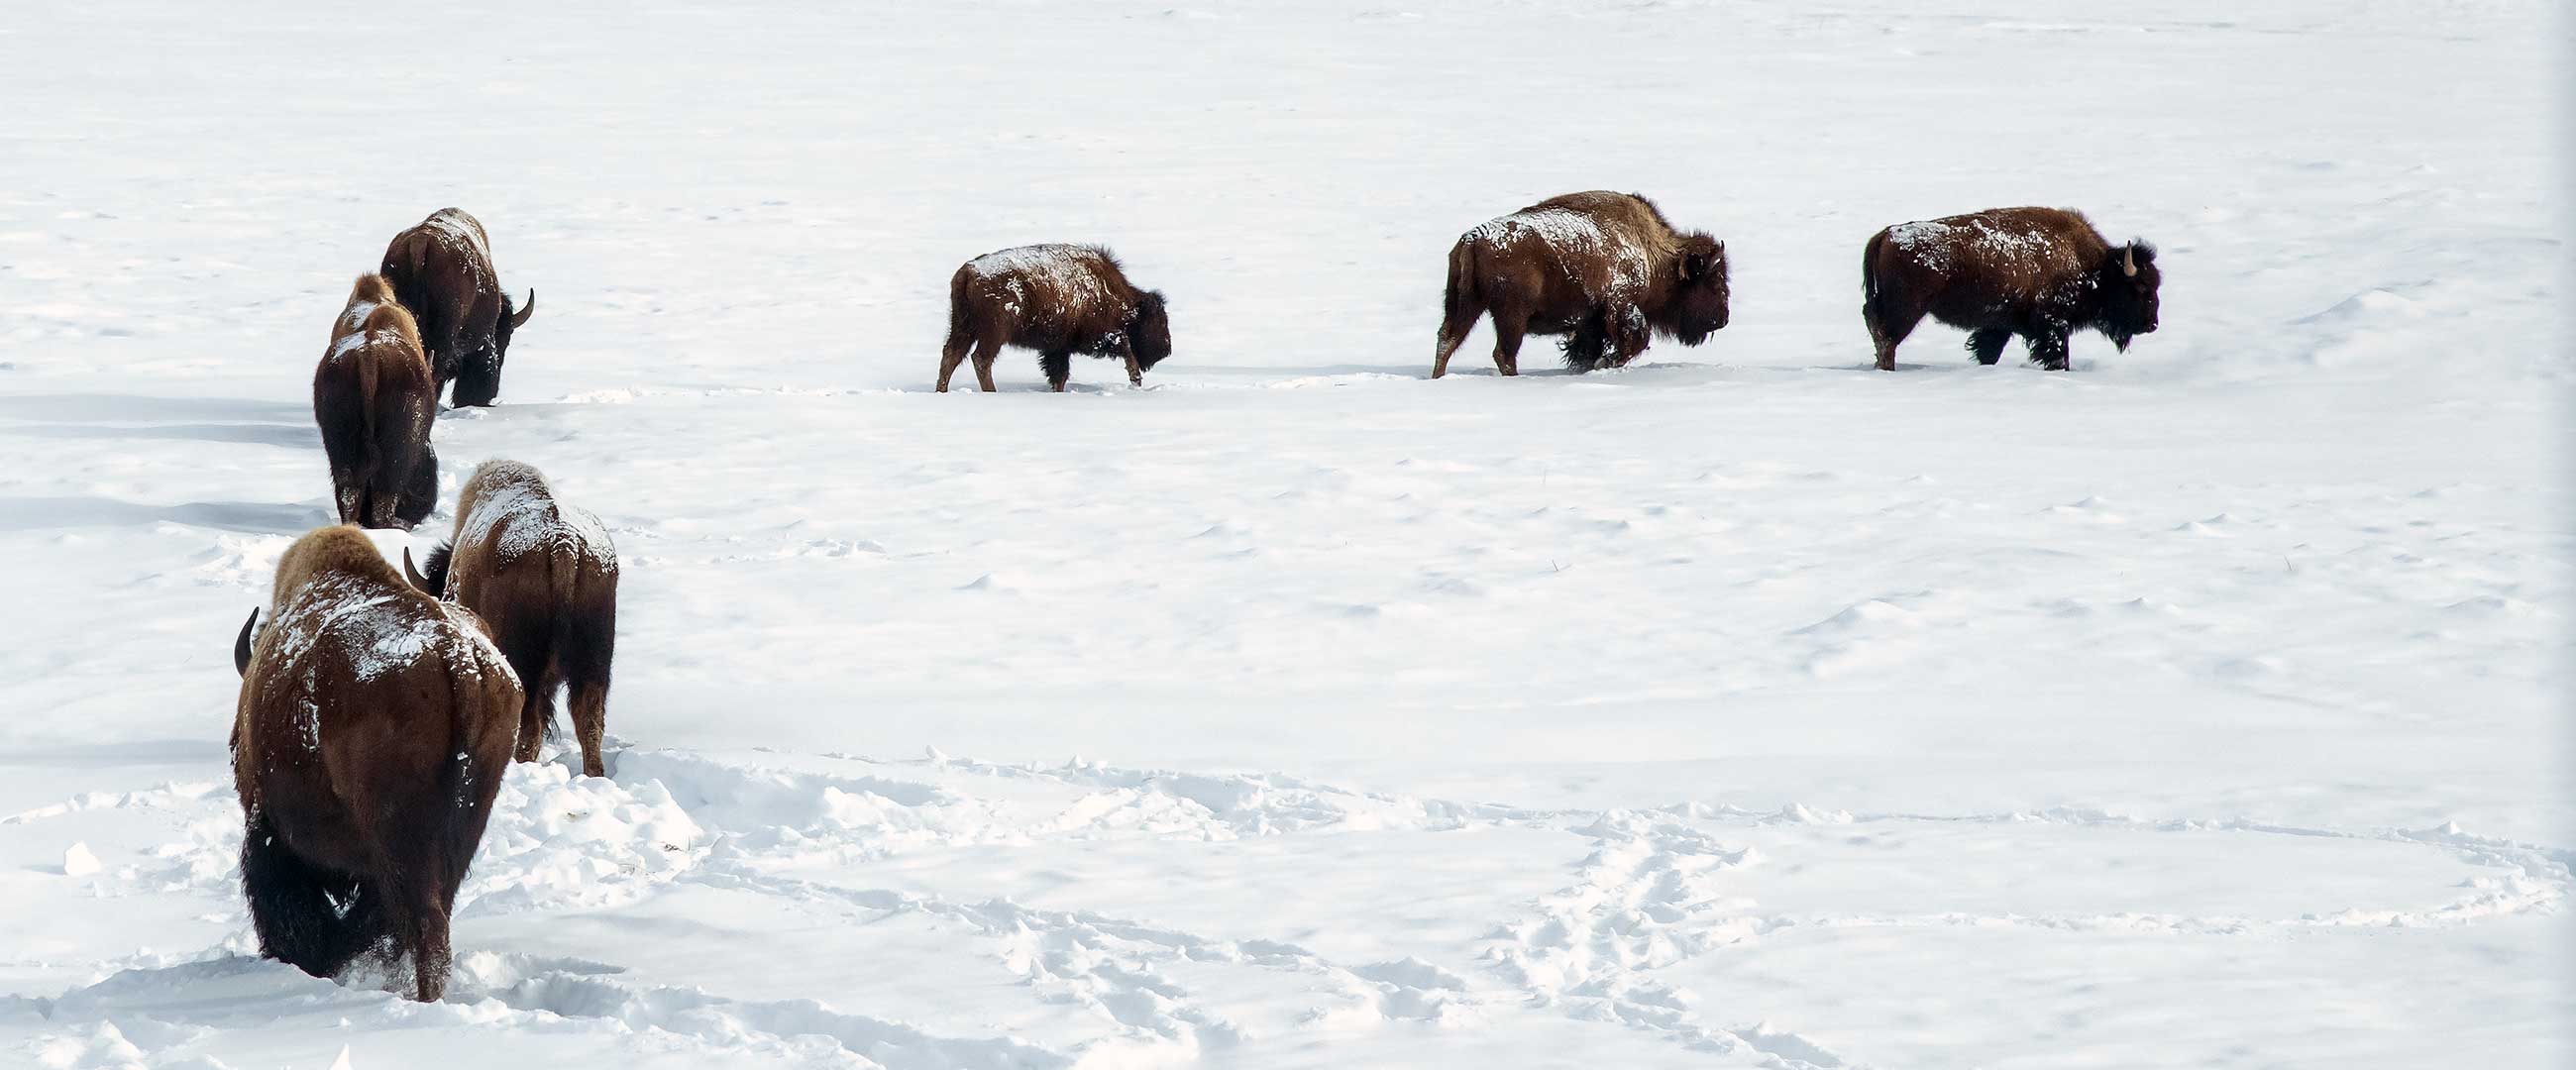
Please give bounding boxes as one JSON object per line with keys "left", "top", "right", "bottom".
{"left": 1127, "top": 291, "right": 1171, "bottom": 370}
{"left": 1669, "top": 240, "right": 1731, "bottom": 345}
{"left": 2098, "top": 242, "right": 2160, "bottom": 351}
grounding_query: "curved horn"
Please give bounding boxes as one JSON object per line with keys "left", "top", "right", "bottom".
{"left": 233, "top": 608, "right": 259, "bottom": 677}
{"left": 403, "top": 547, "right": 430, "bottom": 591}
{"left": 2121, "top": 246, "right": 2138, "bottom": 277}
{"left": 509, "top": 288, "right": 536, "bottom": 328}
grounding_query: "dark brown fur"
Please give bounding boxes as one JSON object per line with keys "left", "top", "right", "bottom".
{"left": 314, "top": 274, "right": 438, "bottom": 529}
{"left": 937, "top": 244, "right": 1170, "bottom": 392}
{"left": 1433, "top": 191, "right": 1730, "bottom": 377}
{"left": 379, "top": 208, "right": 535, "bottom": 407}
{"left": 407, "top": 461, "right": 620, "bottom": 779}
{"left": 1863, "top": 206, "right": 2161, "bottom": 372}
{"left": 231, "top": 525, "right": 521, "bottom": 1002}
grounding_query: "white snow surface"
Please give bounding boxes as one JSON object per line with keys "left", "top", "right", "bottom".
{"left": 1, "top": 2, "right": 2570, "bottom": 1068}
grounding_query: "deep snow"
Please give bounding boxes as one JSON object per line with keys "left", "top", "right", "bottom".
{"left": 1, "top": 1, "right": 2570, "bottom": 1067}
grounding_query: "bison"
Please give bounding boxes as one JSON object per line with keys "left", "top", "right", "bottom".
{"left": 937, "top": 244, "right": 1170, "bottom": 392}
{"left": 380, "top": 208, "right": 535, "bottom": 407}
{"left": 231, "top": 524, "right": 521, "bottom": 1002}
{"left": 1433, "top": 191, "right": 1730, "bottom": 377}
{"left": 404, "top": 460, "right": 620, "bottom": 779}
{"left": 315, "top": 274, "right": 438, "bottom": 529}
{"left": 1862, "top": 207, "right": 2161, "bottom": 372}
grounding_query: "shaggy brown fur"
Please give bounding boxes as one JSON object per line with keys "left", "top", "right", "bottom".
{"left": 406, "top": 461, "right": 619, "bottom": 779}
{"left": 1863, "top": 207, "right": 2161, "bottom": 372}
{"left": 231, "top": 524, "right": 521, "bottom": 1002}
{"left": 314, "top": 274, "right": 438, "bottom": 529}
{"left": 937, "top": 244, "right": 1170, "bottom": 392}
{"left": 1433, "top": 191, "right": 1730, "bottom": 377}
{"left": 379, "top": 208, "right": 535, "bottom": 407}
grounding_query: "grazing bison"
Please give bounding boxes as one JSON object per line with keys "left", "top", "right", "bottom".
{"left": 231, "top": 524, "right": 521, "bottom": 1002}
{"left": 1862, "top": 207, "right": 2160, "bottom": 372}
{"left": 315, "top": 274, "right": 438, "bottom": 529}
{"left": 379, "top": 208, "right": 535, "bottom": 407}
{"left": 405, "top": 460, "right": 619, "bottom": 779}
{"left": 937, "top": 244, "right": 1170, "bottom": 392}
{"left": 1433, "top": 190, "right": 1730, "bottom": 378}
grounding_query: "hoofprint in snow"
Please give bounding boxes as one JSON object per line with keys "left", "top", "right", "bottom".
{"left": 0, "top": 1, "right": 2566, "bottom": 1068}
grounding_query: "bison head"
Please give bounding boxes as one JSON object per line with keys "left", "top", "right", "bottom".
{"left": 2096, "top": 242, "right": 2160, "bottom": 351}
{"left": 457, "top": 290, "right": 536, "bottom": 407}
{"left": 1127, "top": 291, "right": 1171, "bottom": 370}
{"left": 1667, "top": 237, "right": 1730, "bottom": 345}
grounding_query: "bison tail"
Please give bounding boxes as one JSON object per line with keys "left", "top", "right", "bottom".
{"left": 1444, "top": 242, "right": 1478, "bottom": 325}
{"left": 1861, "top": 229, "right": 1887, "bottom": 307}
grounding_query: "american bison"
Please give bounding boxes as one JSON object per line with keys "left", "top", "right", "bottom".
{"left": 937, "top": 244, "right": 1170, "bottom": 392}
{"left": 231, "top": 524, "right": 521, "bottom": 1002}
{"left": 405, "top": 460, "right": 619, "bottom": 779}
{"left": 380, "top": 208, "right": 535, "bottom": 407}
{"left": 315, "top": 274, "right": 438, "bottom": 529}
{"left": 1863, "top": 207, "right": 2161, "bottom": 372}
{"left": 1433, "top": 191, "right": 1730, "bottom": 378}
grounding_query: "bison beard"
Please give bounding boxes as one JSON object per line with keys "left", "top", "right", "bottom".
{"left": 232, "top": 526, "right": 521, "bottom": 1002}
{"left": 1862, "top": 206, "right": 2162, "bottom": 372}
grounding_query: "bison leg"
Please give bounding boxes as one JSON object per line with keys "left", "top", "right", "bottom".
{"left": 451, "top": 346, "right": 501, "bottom": 408}
{"left": 1488, "top": 312, "right": 1527, "bottom": 377}
{"left": 1561, "top": 314, "right": 1607, "bottom": 373}
{"left": 1967, "top": 329, "right": 2011, "bottom": 367}
{"left": 936, "top": 334, "right": 971, "bottom": 393}
{"left": 564, "top": 591, "right": 616, "bottom": 780}
{"left": 1039, "top": 350, "right": 1073, "bottom": 392}
{"left": 1865, "top": 300, "right": 1921, "bottom": 372}
{"left": 2028, "top": 329, "right": 2071, "bottom": 372}
{"left": 517, "top": 664, "right": 560, "bottom": 765}
{"left": 970, "top": 338, "right": 1004, "bottom": 393}
{"left": 1122, "top": 346, "right": 1144, "bottom": 387}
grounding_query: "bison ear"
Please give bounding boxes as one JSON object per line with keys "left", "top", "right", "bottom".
{"left": 1682, "top": 252, "right": 1711, "bottom": 281}
{"left": 2128, "top": 241, "right": 2156, "bottom": 267}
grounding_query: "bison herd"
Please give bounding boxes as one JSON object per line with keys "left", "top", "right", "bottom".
{"left": 232, "top": 196, "right": 2164, "bottom": 1000}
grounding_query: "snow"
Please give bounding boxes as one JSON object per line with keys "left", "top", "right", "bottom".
{"left": 0, "top": 1, "right": 2568, "bottom": 1068}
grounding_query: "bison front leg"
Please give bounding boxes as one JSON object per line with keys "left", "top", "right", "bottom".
{"left": 1604, "top": 303, "right": 1650, "bottom": 369}
{"left": 1966, "top": 329, "right": 2011, "bottom": 366}
{"left": 1121, "top": 341, "right": 1144, "bottom": 387}
{"left": 1039, "top": 350, "right": 1073, "bottom": 392}
{"left": 2028, "top": 328, "right": 2071, "bottom": 372}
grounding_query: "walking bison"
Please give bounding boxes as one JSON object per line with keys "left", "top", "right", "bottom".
{"left": 937, "top": 244, "right": 1170, "bottom": 392}
{"left": 231, "top": 525, "right": 521, "bottom": 1002}
{"left": 1433, "top": 191, "right": 1730, "bottom": 377}
{"left": 1862, "top": 207, "right": 2160, "bottom": 372}
{"left": 379, "top": 208, "right": 535, "bottom": 407}
{"left": 314, "top": 274, "right": 438, "bottom": 529}
{"left": 405, "top": 460, "right": 620, "bottom": 779}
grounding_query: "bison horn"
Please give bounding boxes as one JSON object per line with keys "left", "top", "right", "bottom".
{"left": 2121, "top": 246, "right": 2138, "bottom": 277}
{"left": 233, "top": 608, "right": 259, "bottom": 677}
{"left": 403, "top": 547, "right": 430, "bottom": 591}
{"left": 510, "top": 288, "right": 537, "bottom": 328}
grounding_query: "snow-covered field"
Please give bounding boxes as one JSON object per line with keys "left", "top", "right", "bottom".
{"left": 3, "top": 1, "right": 2570, "bottom": 1066}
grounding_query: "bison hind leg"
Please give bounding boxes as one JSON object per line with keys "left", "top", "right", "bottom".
{"left": 563, "top": 588, "right": 616, "bottom": 779}
{"left": 241, "top": 813, "right": 379, "bottom": 978}
{"left": 1966, "top": 329, "right": 2011, "bottom": 366}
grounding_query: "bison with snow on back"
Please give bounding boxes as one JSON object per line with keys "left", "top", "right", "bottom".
{"left": 230, "top": 524, "right": 521, "bottom": 1002}
{"left": 406, "top": 460, "right": 619, "bottom": 779}
{"left": 1863, "top": 207, "right": 2160, "bottom": 372}
{"left": 1433, "top": 190, "right": 1730, "bottom": 377}
{"left": 380, "top": 208, "right": 535, "bottom": 407}
{"left": 937, "top": 244, "right": 1170, "bottom": 392}
{"left": 315, "top": 274, "right": 439, "bottom": 529}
